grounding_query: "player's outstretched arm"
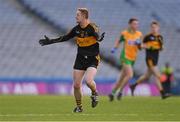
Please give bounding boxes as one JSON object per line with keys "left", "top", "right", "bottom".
{"left": 39, "top": 35, "right": 64, "bottom": 46}
{"left": 39, "top": 28, "right": 76, "bottom": 46}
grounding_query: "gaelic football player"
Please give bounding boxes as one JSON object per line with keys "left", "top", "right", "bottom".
{"left": 130, "top": 21, "right": 169, "bottom": 99}
{"left": 39, "top": 8, "right": 105, "bottom": 112}
{"left": 109, "top": 18, "right": 142, "bottom": 101}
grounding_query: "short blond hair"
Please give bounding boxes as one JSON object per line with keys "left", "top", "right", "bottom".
{"left": 77, "top": 8, "right": 89, "bottom": 19}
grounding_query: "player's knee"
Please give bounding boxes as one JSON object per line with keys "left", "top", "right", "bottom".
{"left": 85, "top": 76, "right": 94, "bottom": 84}
{"left": 73, "top": 82, "right": 81, "bottom": 89}
{"left": 124, "top": 68, "right": 133, "bottom": 79}
{"left": 126, "top": 73, "right": 133, "bottom": 79}
{"left": 126, "top": 70, "right": 133, "bottom": 78}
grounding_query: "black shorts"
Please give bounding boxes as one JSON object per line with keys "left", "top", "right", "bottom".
{"left": 73, "top": 54, "right": 100, "bottom": 70}
{"left": 145, "top": 50, "right": 159, "bottom": 67}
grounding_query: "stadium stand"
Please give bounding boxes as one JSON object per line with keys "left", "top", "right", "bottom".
{"left": 0, "top": 0, "right": 118, "bottom": 79}
{"left": 0, "top": 0, "right": 180, "bottom": 80}
{"left": 19, "top": 0, "right": 180, "bottom": 77}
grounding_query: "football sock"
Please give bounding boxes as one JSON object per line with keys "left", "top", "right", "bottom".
{"left": 76, "top": 99, "right": 82, "bottom": 108}
{"left": 92, "top": 91, "right": 98, "bottom": 95}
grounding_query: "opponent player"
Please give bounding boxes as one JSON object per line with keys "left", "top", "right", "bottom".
{"left": 108, "top": 18, "right": 142, "bottom": 101}
{"left": 130, "top": 21, "right": 169, "bottom": 99}
{"left": 39, "top": 8, "right": 105, "bottom": 112}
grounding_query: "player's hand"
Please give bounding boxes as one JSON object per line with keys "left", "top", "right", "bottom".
{"left": 111, "top": 47, "right": 117, "bottom": 54}
{"left": 39, "top": 35, "right": 52, "bottom": 46}
{"left": 134, "top": 40, "right": 141, "bottom": 49}
{"left": 98, "top": 32, "right": 105, "bottom": 42}
{"left": 135, "top": 40, "right": 141, "bottom": 45}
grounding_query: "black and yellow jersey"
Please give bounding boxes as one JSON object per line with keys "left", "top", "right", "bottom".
{"left": 143, "top": 33, "right": 164, "bottom": 67}
{"left": 143, "top": 33, "right": 164, "bottom": 50}
{"left": 56, "top": 23, "right": 100, "bottom": 56}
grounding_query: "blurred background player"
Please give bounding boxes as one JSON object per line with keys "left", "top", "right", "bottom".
{"left": 130, "top": 21, "right": 170, "bottom": 99}
{"left": 108, "top": 18, "right": 142, "bottom": 101}
{"left": 39, "top": 8, "right": 105, "bottom": 112}
{"left": 161, "top": 62, "right": 174, "bottom": 95}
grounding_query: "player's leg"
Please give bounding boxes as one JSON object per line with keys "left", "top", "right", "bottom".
{"left": 85, "top": 67, "right": 98, "bottom": 108}
{"left": 137, "top": 68, "right": 152, "bottom": 84}
{"left": 85, "top": 67, "right": 97, "bottom": 93}
{"left": 151, "top": 66, "right": 163, "bottom": 90}
{"left": 116, "top": 64, "right": 134, "bottom": 100}
{"left": 150, "top": 66, "right": 170, "bottom": 99}
{"left": 73, "top": 69, "right": 85, "bottom": 112}
{"left": 130, "top": 68, "right": 152, "bottom": 96}
{"left": 108, "top": 67, "right": 126, "bottom": 101}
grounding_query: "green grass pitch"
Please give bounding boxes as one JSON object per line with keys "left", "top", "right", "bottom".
{"left": 0, "top": 95, "right": 180, "bottom": 121}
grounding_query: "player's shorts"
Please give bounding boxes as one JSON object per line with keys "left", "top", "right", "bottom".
{"left": 120, "top": 49, "right": 135, "bottom": 66}
{"left": 73, "top": 54, "right": 100, "bottom": 70}
{"left": 145, "top": 50, "right": 159, "bottom": 67}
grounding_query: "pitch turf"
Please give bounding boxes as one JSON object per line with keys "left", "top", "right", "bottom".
{"left": 0, "top": 95, "right": 180, "bottom": 121}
